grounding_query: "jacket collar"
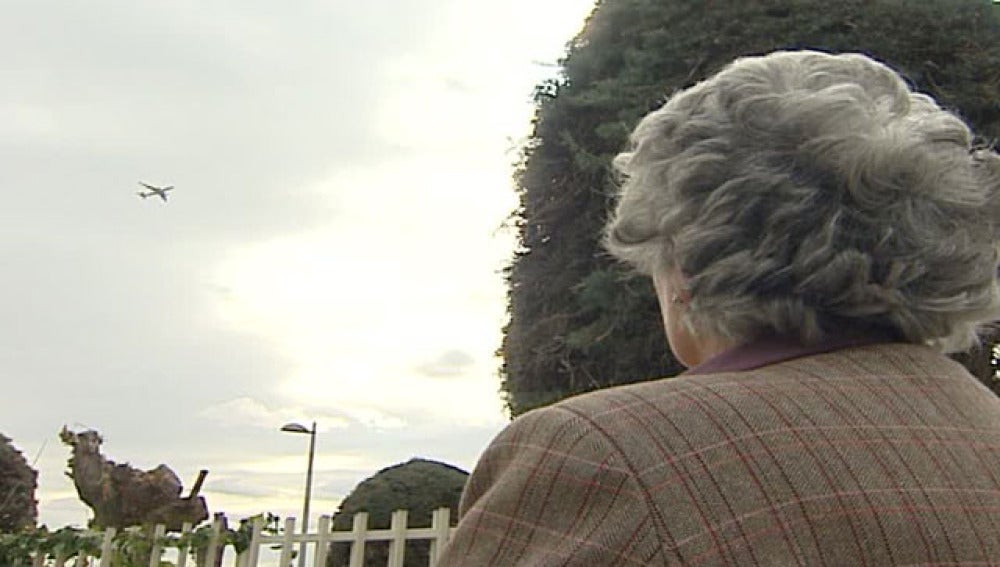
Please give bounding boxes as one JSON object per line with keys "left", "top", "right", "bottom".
{"left": 684, "top": 332, "right": 898, "bottom": 375}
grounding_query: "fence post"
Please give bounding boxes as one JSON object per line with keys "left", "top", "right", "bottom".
{"left": 347, "top": 512, "right": 368, "bottom": 567}
{"left": 278, "top": 517, "right": 296, "bottom": 567}
{"left": 427, "top": 508, "right": 451, "bottom": 567}
{"left": 148, "top": 523, "right": 166, "bottom": 567}
{"left": 386, "top": 510, "right": 408, "bottom": 567}
{"left": 97, "top": 527, "right": 116, "bottom": 567}
{"left": 313, "top": 515, "right": 331, "bottom": 567}
{"left": 176, "top": 522, "right": 193, "bottom": 567}
{"left": 244, "top": 515, "right": 265, "bottom": 567}
{"left": 202, "top": 516, "right": 223, "bottom": 567}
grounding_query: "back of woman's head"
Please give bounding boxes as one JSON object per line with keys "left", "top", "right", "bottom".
{"left": 606, "top": 50, "right": 1000, "bottom": 351}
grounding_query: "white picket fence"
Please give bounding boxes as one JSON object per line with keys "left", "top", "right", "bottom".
{"left": 27, "top": 508, "right": 455, "bottom": 567}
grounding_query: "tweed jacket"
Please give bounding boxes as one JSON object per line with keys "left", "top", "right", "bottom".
{"left": 438, "top": 343, "right": 1000, "bottom": 565}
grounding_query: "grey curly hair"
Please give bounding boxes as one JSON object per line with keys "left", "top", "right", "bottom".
{"left": 606, "top": 50, "right": 1000, "bottom": 352}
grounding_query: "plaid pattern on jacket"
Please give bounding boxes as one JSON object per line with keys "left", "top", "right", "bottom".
{"left": 439, "top": 343, "right": 1000, "bottom": 566}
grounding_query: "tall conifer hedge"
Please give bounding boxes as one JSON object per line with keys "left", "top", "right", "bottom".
{"left": 502, "top": 0, "right": 1000, "bottom": 416}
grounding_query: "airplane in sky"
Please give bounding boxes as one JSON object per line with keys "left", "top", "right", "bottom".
{"left": 136, "top": 181, "right": 174, "bottom": 202}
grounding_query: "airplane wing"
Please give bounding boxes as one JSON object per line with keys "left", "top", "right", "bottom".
{"left": 158, "top": 192, "right": 168, "bottom": 202}
{"left": 139, "top": 181, "right": 156, "bottom": 190}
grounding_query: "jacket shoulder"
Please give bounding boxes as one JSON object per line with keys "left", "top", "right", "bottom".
{"left": 548, "top": 342, "right": 995, "bottom": 457}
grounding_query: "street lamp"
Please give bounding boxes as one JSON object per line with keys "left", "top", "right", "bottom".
{"left": 281, "top": 421, "right": 316, "bottom": 567}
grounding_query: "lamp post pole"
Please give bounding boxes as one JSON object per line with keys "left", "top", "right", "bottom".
{"left": 281, "top": 421, "right": 317, "bottom": 567}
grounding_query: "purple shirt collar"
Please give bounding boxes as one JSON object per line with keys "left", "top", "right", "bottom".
{"left": 684, "top": 333, "right": 896, "bottom": 375}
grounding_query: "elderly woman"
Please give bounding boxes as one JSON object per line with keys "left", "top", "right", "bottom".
{"left": 439, "top": 50, "right": 1000, "bottom": 565}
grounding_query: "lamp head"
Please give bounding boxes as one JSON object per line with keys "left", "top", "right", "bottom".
{"left": 280, "top": 423, "right": 311, "bottom": 434}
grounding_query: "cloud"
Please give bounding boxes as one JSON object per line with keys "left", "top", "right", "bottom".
{"left": 222, "top": 454, "right": 372, "bottom": 476}
{"left": 415, "top": 349, "right": 476, "bottom": 378}
{"left": 335, "top": 408, "right": 407, "bottom": 430}
{"left": 198, "top": 398, "right": 350, "bottom": 430}
{"left": 198, "top": 397, "right": 408, "bottom": 431}
{"left": 205, "top": 477, "right": 275, "bottom": 498}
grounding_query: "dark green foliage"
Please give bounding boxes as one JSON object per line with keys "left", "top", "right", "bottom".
{"left": 325, "top": 458, "right": 467, "bottom": 567}
{"left": 502, "top": 0, "right": 1000, "bottom": 416}
{"left": 0, "top": 435, "right": 38, "bottom": 533}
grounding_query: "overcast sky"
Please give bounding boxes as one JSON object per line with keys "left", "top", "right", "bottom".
{"left": 1, "top": 0, "right": 596, "bottom": 529}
